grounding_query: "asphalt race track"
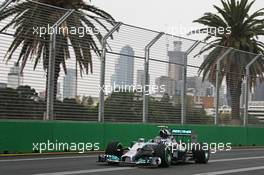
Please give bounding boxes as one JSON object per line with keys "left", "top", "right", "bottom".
{"left": 1, "top": 149, "right": 264, "bottom": 175}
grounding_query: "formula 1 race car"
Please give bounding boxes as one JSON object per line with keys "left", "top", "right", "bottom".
{"left": 98, "top": 127, "right": 210, "bottom": 167}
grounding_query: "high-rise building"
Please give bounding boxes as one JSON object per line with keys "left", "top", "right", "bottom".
{"left": 136, "top": 70, "right": 144, "bottom": 86}
{"left": 219, "top": 85, "right": 227, "bottom": 106}
{"left": 252, "top": 79, "right": 264, "bottom": 101}
{"left": 187, "top": 77, "right": 213, "bottom": 97}
{"left": 7, "top": 62, "right": 22, "bottom": 89}
{"left": 63, "top": 69, "right": 77, "bottom": 99}
{"left": 167, "top": 41, "right": 185, "bottom": 81}
{"left": 136, "top": 70, "right": 150, "bottom": 86}
{"left": 175, "top": 77, "right": 214, "bottom": 97}
{"left": 154, "top": 41, "right": 185, "bottom": 97}
{"left": 0, "top": 83, "right": 7, "bottom": 88}
{"left": 57, "top": 82, "right": 62, "bottom": 101}
{"left": 155, "top": 76, "right": 176, "bottom": 96}
{"left": 111, "top": 45, "right": 135, "bottom": 86}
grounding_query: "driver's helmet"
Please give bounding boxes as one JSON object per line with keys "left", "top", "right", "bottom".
{"left": 159, "top": 129, "right": 171, "bottom": 139}
{"left": 138, "top": 138, "right": 145, "bottom": 143}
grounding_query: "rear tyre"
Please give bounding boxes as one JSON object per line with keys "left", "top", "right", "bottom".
{"left": 194, "top": 149, "right": 210, "bottom": 164}
{"left": 155, "top": 144, "right": 171, "bottom": 167}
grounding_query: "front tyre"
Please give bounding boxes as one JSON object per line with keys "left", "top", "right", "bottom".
{"left": 105, "top": 141, "right": 123, "bottom": 165}
{"left": 155, "top": 144, "right": 171, "bottom": 167}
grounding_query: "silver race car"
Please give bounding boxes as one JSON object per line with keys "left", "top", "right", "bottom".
{"left": 98, "top": 128, "right": 210, "bottom": 167}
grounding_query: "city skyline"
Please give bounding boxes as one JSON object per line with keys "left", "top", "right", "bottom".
{"left": 0, "top": 1, "right": 263, "bottom": 101}
{"left": 111, "top": 45, "right": 135, "bottom": 87}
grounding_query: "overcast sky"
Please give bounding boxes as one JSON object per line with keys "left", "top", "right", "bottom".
{"left": 92, "top": 0, "right": 264, "bottom": 41}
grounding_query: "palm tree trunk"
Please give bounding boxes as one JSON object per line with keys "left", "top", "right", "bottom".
{"left": 230, "top": 80, "right": 242, "bottom": 120}
{"left": 226, "top": 66, "right": 242, "bottom": 121}
{"left": 45, "top": 63, "right": 60, "bottom": 101}
{"left": 45, "top": 33, "right": 64, "bottom": 102}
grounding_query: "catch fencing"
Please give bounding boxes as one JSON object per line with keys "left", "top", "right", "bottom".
{"left": 0, "top": 0, "right": 263, "bottom": 126}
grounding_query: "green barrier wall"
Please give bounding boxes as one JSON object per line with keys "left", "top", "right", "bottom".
{"left": 0, "top": 120, "right": 263, "bottom": 153}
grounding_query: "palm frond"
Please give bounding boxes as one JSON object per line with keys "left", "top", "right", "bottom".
{"left": 192, "top": 0, "right": 264, "bottom": 87}
{"left": 0, "top": 0, "right": 116, "bottom": 77}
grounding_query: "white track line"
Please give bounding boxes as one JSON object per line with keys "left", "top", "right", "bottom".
{"left": 193, "top": 166, "right": 264, "bottom": 175}
{"left": 28, "top": 156, "right": 264, "bottom": 175}
{"left": 210, "top": 156, "right": 264, "bottom": 162}
{"left": 0, "top": 154, "right": 262, "bottom": 175}
{"left": 33, "top": 167, "right": 136, "bottom": 175}
{"left": 1, "top": 154, "right": 264, "bottom": 163}
{"left": 229, "top": 148, "right": 264, "bottom": 151}
{"left": 0, "top": 155, "right": 96, "bottom": 162}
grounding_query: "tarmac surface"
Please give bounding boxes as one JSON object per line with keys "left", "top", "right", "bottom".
{"left": 0, "top": 148, "right": 264, "bottom": 175}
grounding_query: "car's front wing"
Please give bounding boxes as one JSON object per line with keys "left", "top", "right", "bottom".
{"left": 98, "top": 154, "right": 161, "bottom": 167}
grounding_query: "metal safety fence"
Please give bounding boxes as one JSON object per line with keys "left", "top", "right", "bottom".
{"left": 0, "top": 0, "right": 263, "bottom": 126}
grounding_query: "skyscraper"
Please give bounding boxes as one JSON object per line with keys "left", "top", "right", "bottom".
{"left": 0, "top": 83, "right": 7, "bottom": 88}
{"left": 7, "top": 62, "right": 22, "bottom": 89}
{"left": 187, "top": 77, "right": 213, "bottom": 97}
{"left": 155, "top": 76, "right": 176, "bottom": 96}
{"left": 252, "top": 78, "right": 264, "bottom": 101}
{"left": 137, "top": 70, "right": 144, "bottom": 86}
{"left": 154, "top": 41, "right": 185, "bottom": 97}
{"left": 63, "top": 68, "right": 77, "bottom": 99}
{"left": 167, "top": 41, "right": 185, "bottom": 81}
{"left": 111, "top": 45, "right": 135, "bottom": 86}
{"left": 57, "top": 82, "right": 62, "bottom": 101}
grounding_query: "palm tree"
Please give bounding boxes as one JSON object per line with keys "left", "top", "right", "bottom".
{"left": 193, "top": 0, "right": 264, "bottom": 121}
{"left": 0, "top": 0, "right": 116, "bottom": 99}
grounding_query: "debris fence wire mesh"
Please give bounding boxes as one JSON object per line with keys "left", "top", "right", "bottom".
{"left": 0, "top": 1, "right": 264, "bottom": 126}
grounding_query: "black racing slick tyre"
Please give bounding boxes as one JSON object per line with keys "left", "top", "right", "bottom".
{"left": 155, "top": 144, "right": 172, "bottom": 167}
{"left": 105, "top": 141, "right": 123, "bottom": 158}
{"left": 194, "top": 149, "right": 210, "bottom": 164}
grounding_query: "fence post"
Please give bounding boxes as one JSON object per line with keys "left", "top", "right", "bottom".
{"left": 143, "top": 32, "right": 164, "bottom": 123}
{"left": 181, "top": 41, "right": 200, "bottom": 125}
{"left": 0, "top": 0, "right": 13, "bottom": 12}
{"left": 214, "top": 48, "right": 233, "bottom": 125}
{"left": 244, "top": 54, "right": 263, "bottom": 126}
{"left": 98, "top": 22, "right": 122, "bottom": 122}
{"left": 46, "top": 9, "right": 75, "bottom": 120}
